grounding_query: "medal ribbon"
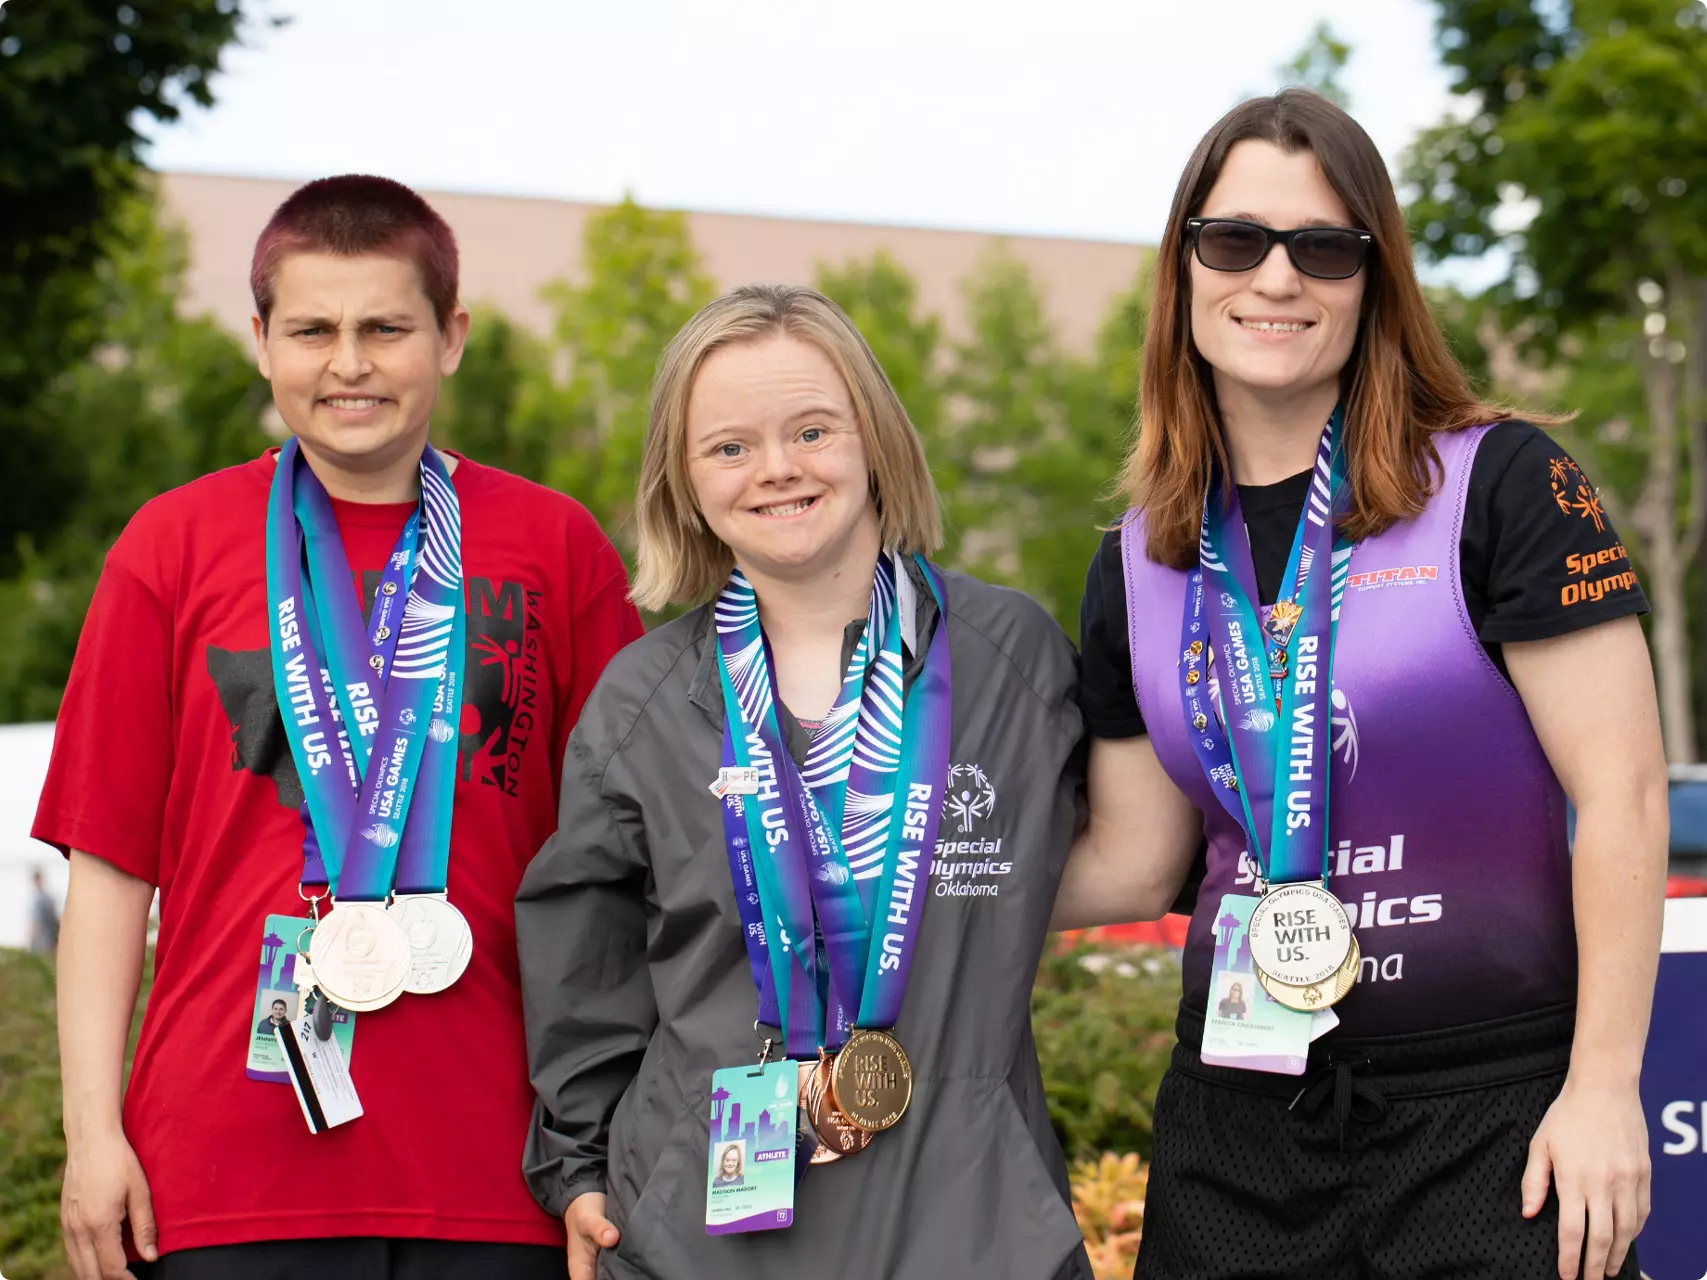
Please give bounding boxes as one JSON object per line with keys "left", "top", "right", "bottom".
{"left": 265, "top": 438, "right": 465, "bottom": 900}
{"left": 1183, "top": 409, "right": 1352, "bottom": 885}
{"left": 715, "top": 556, "right": 952, "bottom": 1056}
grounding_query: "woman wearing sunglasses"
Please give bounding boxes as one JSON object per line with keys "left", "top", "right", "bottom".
{"left": 1061, "top": 90, "right": 1665, "bottom": 1280}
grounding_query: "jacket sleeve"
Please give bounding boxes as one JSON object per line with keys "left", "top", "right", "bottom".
{"left": 517, "top": 723, "right": 656, "bottom": 1218}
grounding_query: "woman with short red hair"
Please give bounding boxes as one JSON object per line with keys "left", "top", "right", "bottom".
{"left": 43, "top": 174, "right": 643, "bottom": 1280}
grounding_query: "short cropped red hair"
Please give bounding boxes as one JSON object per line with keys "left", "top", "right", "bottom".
{"left": 250, "top": 174, "right": 460, "bottom": 331}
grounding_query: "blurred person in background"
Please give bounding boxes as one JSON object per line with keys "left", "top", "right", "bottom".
{"left": 517, "top": 284, "right": 1092, "bottom": 1280}
{"left": 30, "top": 867, "right": 61, "bottom": 956}
{"left": 38, "top": 175, "right": 642, "bottom": 1280}
{"left": 1056, "top": 89, "right": 1665, "bottom": 1280}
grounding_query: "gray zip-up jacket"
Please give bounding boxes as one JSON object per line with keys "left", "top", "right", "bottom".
{"left": 517, "top": 563, "right": 1092, "bottom": 1280}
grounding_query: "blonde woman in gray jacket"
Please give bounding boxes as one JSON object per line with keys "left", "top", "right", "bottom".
{"left": 516, "top": 284, "right": 1091, "bottom": 1280}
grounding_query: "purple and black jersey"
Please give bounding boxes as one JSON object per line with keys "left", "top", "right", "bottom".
{"left": 1114, "top": 425, "right": 1639, "bottom": 1036}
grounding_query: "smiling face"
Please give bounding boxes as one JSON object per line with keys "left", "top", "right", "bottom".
{"left": 720, "top": 1147, "right": 741, "bottom": 1176}
{"left": 1188, "top": 141, "right": 1366, "bottom": 411}
{"left": 684, "top": 334, "right": 880, "bottom": 585}
{"left": 254, "top": 252, "right": 470, "bottom": 480}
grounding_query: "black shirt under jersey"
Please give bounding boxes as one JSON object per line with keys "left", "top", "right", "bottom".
{"left": 1079, "top": 421, "right": 1649, "bottom": 741}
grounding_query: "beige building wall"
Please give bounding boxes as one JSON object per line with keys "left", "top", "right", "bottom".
{"left": 159, "top": 172, "right": 1148, "bottom": 353}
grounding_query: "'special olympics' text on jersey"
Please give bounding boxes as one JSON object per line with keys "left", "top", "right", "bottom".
{"left": 1122, "top": 425, "right": 1575, "bottom": 1037}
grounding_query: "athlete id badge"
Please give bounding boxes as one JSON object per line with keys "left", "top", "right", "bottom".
{"left": 705, "top": 1060, "right": 797, "bottom": 1235}
{"left": 247, "top": 913, "right": 355, "bottom": 1083}
{"left": 1199, "top": 894, "right": 1312, "bottom": 1075}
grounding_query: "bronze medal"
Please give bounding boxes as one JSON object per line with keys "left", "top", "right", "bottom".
{"left": 1256, "top": 932, "right": 1361, "bottom": 1012}
{"left": 829, "top": 1028, "right": 913, "bottom": 1133}
{"left": 798, "top": 1056, "right": 871, "bottom": 1163}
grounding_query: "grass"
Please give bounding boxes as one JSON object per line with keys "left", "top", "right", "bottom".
{"left": 0, "top": 947, "right": 153, "bottom": 1280}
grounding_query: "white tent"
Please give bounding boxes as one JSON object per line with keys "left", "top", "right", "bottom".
{"left": 0, "top": 722, "right": 62, "bottom": 949}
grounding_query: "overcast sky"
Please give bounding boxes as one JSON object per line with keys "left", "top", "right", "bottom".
{"left": 143, "top": 0, "right": 1463, "bottom": 246}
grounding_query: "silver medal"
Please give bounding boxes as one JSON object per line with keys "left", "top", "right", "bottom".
{"left": 308, "top": 901, "right": 410, "bottom": 1012}
{"left": 1246, "top": 880, "right": 1354, "bottom": 989}
{"left": 387, "top": 894, "right": 474, "bottom": 995}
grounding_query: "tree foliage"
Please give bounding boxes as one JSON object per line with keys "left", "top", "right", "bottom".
{"left": 1405, "top": 0, "right": 1707, "bottom": 759}
{"left": 1277, "top": 21, "right": 1353, "bottom": 107}
{"left": 0, "top": 0, "right": 256, "bottom": 578}
{"left": 0, "top": 188, "right": 271, "bottom": 721}
{"left": 543, "top": 197, "right": 715, "bottom": 555}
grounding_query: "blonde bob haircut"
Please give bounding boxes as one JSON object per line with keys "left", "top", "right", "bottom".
{"left": 631, "top": 283, "right": 943, "bottom": 611}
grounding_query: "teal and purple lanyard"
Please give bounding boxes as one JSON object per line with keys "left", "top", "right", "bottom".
{"left": 265, "top": 437, "right": 466, "bottom": 902}
{"left": 1179, "top": 410, "right": 1352, "bottom": 886}
{"left": 716, "top": 555, "right": 953, "bottom": 1058}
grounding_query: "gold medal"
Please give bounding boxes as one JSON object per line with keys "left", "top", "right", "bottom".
{"left": 829, "top": 1028, "right": 913, "bottom": 1133}
{"left": 1257, "top": 932, "right": 1361, "bottom": 1011}
{"left": 1247, "top": 881, "right": 1355, "bottom": 989}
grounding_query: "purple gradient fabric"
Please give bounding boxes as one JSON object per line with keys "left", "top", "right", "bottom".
{"left": 1123, "top": 425, "right": 1576, "bottom": 1036}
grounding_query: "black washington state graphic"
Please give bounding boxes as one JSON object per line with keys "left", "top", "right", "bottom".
{"left": 207, "top": 574, "right": 537, "bottom": 807}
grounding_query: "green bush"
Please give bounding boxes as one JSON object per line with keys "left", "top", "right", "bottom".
{"left": 1032, "top": 939, "right": 1179, "bottom": 1161}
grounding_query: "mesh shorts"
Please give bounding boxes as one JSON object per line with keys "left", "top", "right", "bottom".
{"left": 1135, "top": 1004, "right": 1640, "bottom": 1280}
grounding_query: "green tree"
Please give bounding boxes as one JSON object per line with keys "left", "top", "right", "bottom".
{"left": 542, "top": 197, "right": 715, "bottom": 559}
{"left": 942, "top": 246, "right": 1074, "bottom": 590}
{"left": 941, "top": 248, "right": 1145, "bottom": 630}
{"left": 1406, "top": 0, "right": 1707, "bottom": 759}
{"left": 0, "top": 0, "right": 257, "bottom": 579}
{"left": 814, "top": 250, "right": 946, "bottom": 450}
{"left": 433, "top": 306, "right": 555, "bottom": 484}
{"left": 1278, "top": 20, "right": 1353, "bottom": 107}
{"left": 0, "top": 188, "right": 272, "bottom": 721}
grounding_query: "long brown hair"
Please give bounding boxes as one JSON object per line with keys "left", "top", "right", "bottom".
{"left": 1122, "top": 89, "right": 1523, "bottom": 568}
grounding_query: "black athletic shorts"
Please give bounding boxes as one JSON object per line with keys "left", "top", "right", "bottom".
{"left": 1135, "top": 1003, "right": 1640, "bottom": 1280}
{"left": 131, "top": 1238, "right": 564, "bottom": 1280}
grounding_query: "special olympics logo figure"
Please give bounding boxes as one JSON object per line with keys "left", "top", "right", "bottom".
{"left": 944, "top": 763, "right": 995, "bottom": 834}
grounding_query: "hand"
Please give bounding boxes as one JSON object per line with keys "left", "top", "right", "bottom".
{"left": 61, "top": 1129, "right": 157, "bottom": 1280}
{"left": 1521, "top": 1077, "right": 1651, "bottom": 1280}
{"left": 564, "top": 1191, "right": 620, "bottom": 1280}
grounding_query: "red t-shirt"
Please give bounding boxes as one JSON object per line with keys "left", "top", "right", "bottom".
{"left": 34, "top": 450, "right": 643, "bottom": 1253}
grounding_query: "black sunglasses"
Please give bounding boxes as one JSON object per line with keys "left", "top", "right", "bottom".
{"left": 1186, "top": 218, "right": 1372, "bottom": 281}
